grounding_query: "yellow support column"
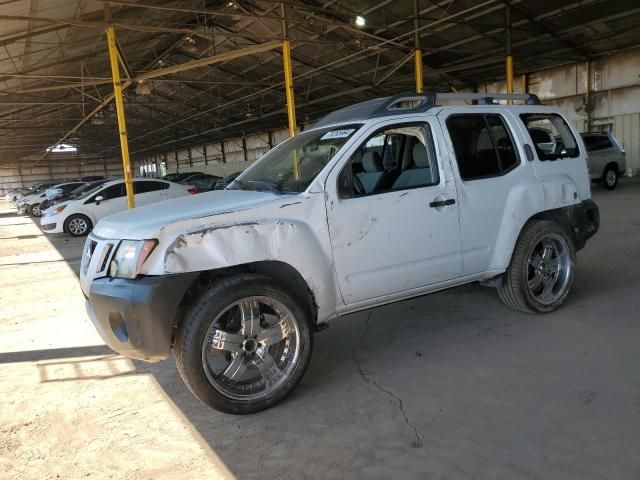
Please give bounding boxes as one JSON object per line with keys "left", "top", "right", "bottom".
{"left": 280, "top": 3, "right": 298, "bottom": 178}
{"left": 106, "top": 25, "right": 135, "bottom": 209}
{"left": 282, "top": 39, "right": 297, "bottom": 138}
{"left": 282, "top": 39, "right": 299, "bottom": 179}
{"left": 506, "top": 55, "right": 514, "bottom": 95}
{"left": 414, "top": 0, "right": 423, "bottom": 93}
{"left": 415, "top": 50, "right": 423, "bottom": 93}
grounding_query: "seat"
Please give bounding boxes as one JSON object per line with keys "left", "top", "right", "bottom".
{"left": 356, "top": 151, "right": 386, "bottom": 193}
{"left": 392, "top": 142, "right": 435, "bottom": 189}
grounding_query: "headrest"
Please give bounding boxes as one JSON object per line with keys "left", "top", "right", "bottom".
{"left": 362, "top": 151, "right": 384, "bottom": 172}
{"left": 413, "top": 143, "right": 429, "bottom": 168}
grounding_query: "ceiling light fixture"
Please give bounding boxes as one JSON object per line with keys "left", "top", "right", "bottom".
{"left": 355, "top": 15, "right": 366, "bottom": 27}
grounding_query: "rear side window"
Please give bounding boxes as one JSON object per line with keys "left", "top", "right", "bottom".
{"left": 446, "top": 114, "right": 519, "bottom": 181}
{"left": 520, "top": 113, "right": 579, "bottom": 160}
{"left": 134, "top": 181, "right": 168, "bottom": 193}
{"left": 582, "top": 135, "right": 613, "bottom": 152}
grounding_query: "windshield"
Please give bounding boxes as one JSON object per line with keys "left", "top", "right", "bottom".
{"left": 76, "top": 183, "right": 106, "bottom": 200}
{"left": 228, "top": 125, "right": 360, "bottom": 194}
{"left": 70, "top": 181, "right": 105, "bottom": 197}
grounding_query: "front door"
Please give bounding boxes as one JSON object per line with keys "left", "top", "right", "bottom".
{"left": 326, "top": 119, "right": 462, "bottom": 305}
{"left": 89, "top": 182, "right": 127, "bottom": 222}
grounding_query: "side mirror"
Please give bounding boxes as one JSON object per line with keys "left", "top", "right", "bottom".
{"left": 95, "top": 195, "right": 104, "bottom": 205}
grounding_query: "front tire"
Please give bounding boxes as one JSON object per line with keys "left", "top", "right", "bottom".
{"left": 498, "top": 220, "right": 576, "bottom": 313}
{"left": 602, "top": 165, "right": 618, "bottom": 190}
{"left": 29, "top": 203, "right": 43, "bottom": 217}
{"left": 64, "top": 214, "right": 92, "bottom": 237}
{"left": 175, "top": 274, "right": 313, "bottom": 414}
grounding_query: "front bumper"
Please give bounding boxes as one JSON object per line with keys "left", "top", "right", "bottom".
{"left": 85, "top": 273, "right": 198, "bottom": 361}
{"left": 40, "top": 214, "right": 64, "bottom": 233}
{"left": 568, "top": 199, "right": 599, "bottom": 250}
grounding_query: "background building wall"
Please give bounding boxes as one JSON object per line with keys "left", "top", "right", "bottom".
{"left": 480, "top": 48, "right": 640, "bottom": 175}
{"left": 0, "top": 157, "right": 124, "bottom": 192}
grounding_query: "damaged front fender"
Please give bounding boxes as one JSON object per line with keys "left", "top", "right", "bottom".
{"left": 155, "top": 194, "right": 339, "bottom": 323}
{"left": 165, "top": 220, "right": 296, "bottom": 273}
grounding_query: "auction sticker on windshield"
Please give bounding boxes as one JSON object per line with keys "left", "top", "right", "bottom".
{"left": 321, "top": 129, "right": 355, "bottom": 140}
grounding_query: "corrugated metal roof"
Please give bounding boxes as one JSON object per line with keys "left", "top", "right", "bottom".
{"left": 0, "top": 0, "right": 639, "bottom": 166}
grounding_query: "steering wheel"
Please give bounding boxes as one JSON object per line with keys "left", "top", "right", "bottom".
{"left": 353, "top": 174, "right": 365, "bottom": 196}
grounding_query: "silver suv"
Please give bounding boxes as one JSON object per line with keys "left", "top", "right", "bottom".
{"left": 80, "top": 93, "right": 599, "bottom": 414}
{"left": 581, "top": 132, "right": 626, "bottom": 190}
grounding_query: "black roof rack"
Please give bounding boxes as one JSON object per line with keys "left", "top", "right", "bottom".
{"left": 313, "top": 92, "right": 541, "bottom": 128}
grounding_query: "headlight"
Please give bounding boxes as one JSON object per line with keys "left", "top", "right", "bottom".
{"left": 109, "top": 239, "right": 158, "bottom": 279}
{"left": 54, "top": 205, "right": 66, "bottom": 214}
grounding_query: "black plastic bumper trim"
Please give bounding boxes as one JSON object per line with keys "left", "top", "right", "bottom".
{"left": 568, "top": 199, "right": 599, "bottom": 251}
{"left": 86, "top": 272, "right": 199, "bottom": 362}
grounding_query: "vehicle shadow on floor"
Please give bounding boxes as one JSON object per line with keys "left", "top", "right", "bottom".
{"left": 131, "top": 284, "right": 526, "bottom": 479}
{"left": 0, "top": 345, "right": 113, "bottom": 364}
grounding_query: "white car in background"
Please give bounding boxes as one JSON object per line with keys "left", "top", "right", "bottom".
{"left": 41, "top": 178, "right": 191, "bottom": 236}
{"left": 17, "top": 181, "right": 85, "bottom": 217}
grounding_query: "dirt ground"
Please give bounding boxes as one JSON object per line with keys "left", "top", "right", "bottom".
{"left": 1, "top": 180, "right": 640, "bottom": 480}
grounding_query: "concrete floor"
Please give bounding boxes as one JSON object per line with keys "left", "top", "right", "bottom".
{"left": 1, "top": 180, "right": 640, "bottom": 480}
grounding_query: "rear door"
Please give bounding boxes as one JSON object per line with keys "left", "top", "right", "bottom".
{"left": 133, "top": 180, "right": 168, "bottom": 206}
{"left": 438, "top": 109, "right": 529, "bottom": 275}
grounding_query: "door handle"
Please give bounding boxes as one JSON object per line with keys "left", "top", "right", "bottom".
{"left": 429, "top": 198, "right": 456, "bottom": 208}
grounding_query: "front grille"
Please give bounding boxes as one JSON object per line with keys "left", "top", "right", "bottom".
{"left": 97, "top": 244, "right": 114, "bottom": 274}
{"left": 82, "top": 235, "right": 118, "bottom": 279}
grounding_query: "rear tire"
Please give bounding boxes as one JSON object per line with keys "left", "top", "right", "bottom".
{"left": 602, "top": 165, "right": 618, "bottom": 190}
{"left": 498, "top": 220, "right": 576, "bottom": 313}
{"left": 64, "top": 214, "right": 92, "bottom": 237}
{"left": 175, "top": 274, "right": 313, "bottom": 414}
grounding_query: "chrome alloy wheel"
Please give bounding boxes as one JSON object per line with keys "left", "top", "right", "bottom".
{"left": 201, "top": 296, "right": 301, "bottom": 401}
{"left": 32, "top": 204, "right": 41, "bottom": 216}
{"left": 68, "top": 217, "right": 88, "bottom": 235}
{"left": 605, "top": 169, "right": 617, "bottom": 188}
{"left": 527, "top": 233, "right": 573, "bottom": 305}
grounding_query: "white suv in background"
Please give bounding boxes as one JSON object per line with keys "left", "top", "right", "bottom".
{"left": 41, "top": 178, "right": 191, "bottom": 236}
{"left": 580, "top": 132, "right": 627, "bottom": 190}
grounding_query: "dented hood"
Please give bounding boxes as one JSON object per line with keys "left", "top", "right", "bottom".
{"left": 93, "top": 190, "right": 282, "bottom": 239}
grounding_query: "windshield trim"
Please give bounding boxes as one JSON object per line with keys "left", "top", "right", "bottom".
{"left": 230, "top": 123, "right": 363, "bottom": 195}
{"left": 75, "top": 182, "right": 115, "bottom": 201}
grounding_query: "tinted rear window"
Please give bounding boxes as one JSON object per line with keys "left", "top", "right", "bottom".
{"left": 582, "top": 135, "right": 613, "bottom": 152}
